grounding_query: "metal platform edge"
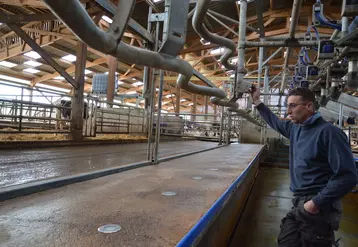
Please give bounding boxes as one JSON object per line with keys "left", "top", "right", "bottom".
{"left": 176, "top": 145, "right": 265, "bottom": 247}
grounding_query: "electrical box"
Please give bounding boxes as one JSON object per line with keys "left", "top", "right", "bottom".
{"left": 306, "top": 66, "right": 319, "bottom": 80}
{"left": 342, "top": 0, "right": 358, "bottom": 17}
{"left": 318, "top": 40, "right": 335, "bottom": 60}
{"left": 92, "top": 73, "right": 118, "bottom": 94}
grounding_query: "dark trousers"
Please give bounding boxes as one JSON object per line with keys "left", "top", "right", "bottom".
{"left": 277, "top": 195, "right": 342, "bottom": 247}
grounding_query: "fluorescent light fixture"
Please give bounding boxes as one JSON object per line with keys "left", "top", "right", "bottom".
{"left": 153, "top": 0, "right": 163, "bottom": 3}
{"left": 118, "top": 80, "right": 124, "bottom": 85}
{"left": 231, "top": 57, "right": 238, "bottom": 63}
{"left": 131, "top": 78, "right": 137, "bottom": 81}
{"left": 161, "top": 110, "right": 168, "bottom": 113}
{"left": 162, "top": 101, "right": 169, "bottom": 105}
{"left": 24, "top": 60, "right": 42, "bottom": 67}
{"left": 188, "top": 103, "right": 194, "bottom": 106}
{"left": 102, "top": 15, "right": 113, "bottom": 24}
{"left": 126, "top": 103, "right": 137, "bottom": 107}
{"left": 210, "top": 47, "right": 225, "bottom": 55}
{"left": 237, "top": 0, "right": 254, "bottom": 4}
{"left": 36, "top": 83, "right": 71, "bottom": 93}
{"left": 0, "top": 61, "right": 17, "bottom": 68}
{"left": 156, "top": 88, "right": 159, "bottom": 92}
{"left": 54, "top": 76, "right": 64, "bottom": 80}
{"left": 0, "top": 74, "right": 30, "bottom": 84}
{"left": 84, "top": 69, "right": 93, "bottom": 74}
{"left": 200, "top": 38, "right": 210, "bottom": 45}
{"left": 24, "top": 51, "right": 41, "bottom": 59}
{"left": 125, "top": 91, "right": 137, "bottom": 94}
{"left": 180, "top": 99, "right": 187, "bottom": 102}
{"left": 168, "top": 106, "right": 174, "bottom": 110}
{"left": 61, "top": 54, "right": 76, "bottom": 62}
{"left": 23, "top": 68, "right": 41, "bottom": 74}
{"left": 165, "top": 94, "right": 175, "bottom": 98}
{"left": 132, "top": 81, "right": 144, "bottom": 87}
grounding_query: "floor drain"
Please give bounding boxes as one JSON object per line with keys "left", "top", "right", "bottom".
{"left": 192, "top": 176, "right": 203, "bottom": 180}
{"left": 209, "top": 168, "right": 219, "bottom": 171}
{"left": 98, "top": 224, "right": 122, "bottom": 234}
{"left": 162, "top": 191, "right": 177, "bottom": 196}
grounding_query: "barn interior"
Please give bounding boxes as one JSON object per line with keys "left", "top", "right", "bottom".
{"left": 0, "top": 0, "right": 357, "bottom": 246}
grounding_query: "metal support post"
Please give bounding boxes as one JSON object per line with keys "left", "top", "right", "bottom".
{"left": 338, "top": 103, "right": 344, "bottom": 129}
{"left": 219, "top": 106, "right": 224, "bottom": 145}
{"left": 226, "top": 110, "right": 232, "bottom": 145}
{"left": 153, "top": 69, "right": 164, "bottom": 164}
{"left": 263, "top": 68, "right": 269, "bottom": 105}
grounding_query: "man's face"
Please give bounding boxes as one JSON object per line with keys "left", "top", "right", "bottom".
{"left": 287, "top": 95, "right": 314, "bottom": 124}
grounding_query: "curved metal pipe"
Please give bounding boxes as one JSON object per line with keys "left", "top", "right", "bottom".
{"left": 192, "top": 0, "right": 236, "bottom": 71}
{"left": 192, "top": 0, "right": 261, "bottom": 126}
{"left": 43, "top": 0, "right": 225, "bottom": 99}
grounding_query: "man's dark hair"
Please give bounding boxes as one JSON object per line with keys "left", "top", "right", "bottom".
{"left": 288, "top": 87, "right": 316, "bottom": 103}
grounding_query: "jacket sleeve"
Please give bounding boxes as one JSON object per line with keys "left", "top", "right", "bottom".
{"left": 256, "top": 103, "right": 293, "bottom": 139}
{"left": 312, "top": 127, "right": 358, "bottom": 208}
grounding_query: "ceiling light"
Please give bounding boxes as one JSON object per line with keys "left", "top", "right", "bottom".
{"left": 84, "top": 69, "right": 93, "bottom": 74}
{"left": 102, "top": 15, "right": 113, "bottom": 24}
{"left": 180, "top": 99, "right": 187, "bottom": 102}
{"left": 200, "top": 38, "right": 210, "bottom": 45}
{"left": 125, "top": 91, "right": 137, "bottom": 94}
{"left": 132, "top": 81, "right": 144, "bottom": 87}
{"left": 231, "top": 57, "right": 238, "bottom": 63}
{"left": 0, "top": 75, "right": 30, "bottom": 84}
{"left": 210, "top": 47, "right": 225, "bottom": 55}
{"left": 165, "top": 94, "right": 175, "bottom": 98}
{"left": 153, "top": 0, "right": 163, "bottom": 3}
{"left": 61, "top": 54, "right": 76, "bottom": 62}
{"left": 118, "top": 80, "right": 124, "bottom": 85}
{"left": 23, "top": 68, "right": 40, "bottom": 74}
{"left": 0, "top": 61, "right": 17, "bottom": 68}
{"left": 54, "top": 76, "right": 64, "bottom": 80}
{"left": 24, "top": 51, "right": 41, "bottom": 59}
{"left": 126, "top": 103, "right": 136, "bottom": 107}
{"left": 156, "top": 88, "right": 159, "bottom": 92}
{"left": 131, "top": 78, "right": 137, "bottom": 81}
{"left": 188, "top": 103, "right": 194, "bottom": 106}
{"left": 161, "top": 110, "right": 168, "bottom": 113}
{"left": 24, "top": 60, "right": 42, "bottom": 67}
{"left": 168, "top": 106, "right": 174, "bottom": 110}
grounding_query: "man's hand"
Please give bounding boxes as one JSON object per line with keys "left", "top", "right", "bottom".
{"left": 304, "top": 200, "right": 320, "bottom": 214}
{"left": 248, "top": 85, "right": 261, "bottom": 105}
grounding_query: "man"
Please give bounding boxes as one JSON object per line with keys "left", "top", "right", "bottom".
{"left": 249, "top": 86, "right": 357, "bottom": 247}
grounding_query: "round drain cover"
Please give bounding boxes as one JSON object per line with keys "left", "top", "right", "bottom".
{"left": 192, "top": 176, "right": 203, "bottom": 180}
{"left": 209, "top": 168, "right": 219, "bottom": 171}
{"left": 162, "top": 191, "right": 177, "bottom": 196}
{"left": 98, "top": 224, "right": 122, "bottom": 234}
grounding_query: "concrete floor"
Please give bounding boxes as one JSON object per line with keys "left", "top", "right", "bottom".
{"left": 230, "top": 168, "right": 358, "bottom": 247}
{"left": 0, "top": 143, "right": 263, "bottom": 247}
{"left": 0, "top": 140, "right": 217, "bottom": 188}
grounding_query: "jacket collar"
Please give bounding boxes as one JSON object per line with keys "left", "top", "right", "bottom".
{"left": 301, "top": 112, "right": 321, "bottom": 126}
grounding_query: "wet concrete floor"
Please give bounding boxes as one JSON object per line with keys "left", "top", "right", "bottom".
{"left": 0, "top": 140, "right": 217, "bottom": 188}
{"left": 230, "top": 168, "right": 358, "bottom": 247}
{"left": 0, "top": 143, "right": 263, "bottom": 247}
